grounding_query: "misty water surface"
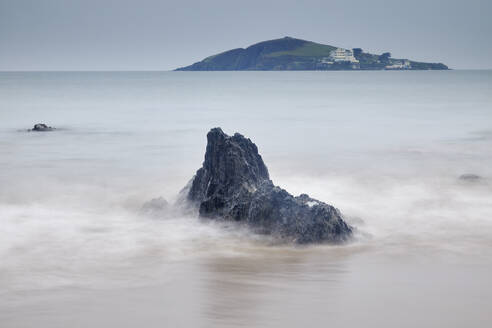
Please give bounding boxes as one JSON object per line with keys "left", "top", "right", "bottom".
{"left": 0, "top": 71, "right": 491, "bottom": 327}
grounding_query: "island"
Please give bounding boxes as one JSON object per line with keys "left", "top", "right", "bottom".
{"left": 175, "top": 37, "right": 448, "bottom": 71}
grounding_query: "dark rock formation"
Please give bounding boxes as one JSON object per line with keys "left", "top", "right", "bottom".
{"left": 30, "top": 123, "right": 55, "bottom": 132}
{"left": 183, "top": 128, "right": 352, "bottom": 244}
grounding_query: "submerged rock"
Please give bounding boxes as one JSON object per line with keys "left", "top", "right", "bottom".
{"left": 30, "top": 123, "right": 55, "bottom": 132}
{"left": 459, "top": 173, "right": 481, "bottom": 181}
{"left": 182, "top": 127, "right": 352, "bottom": 244}
{"left": 141, "top": 197, "right": 170, "bottom": 218}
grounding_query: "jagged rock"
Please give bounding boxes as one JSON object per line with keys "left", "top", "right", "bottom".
{"left": 183, "top": 127, "right": 352, "bottom": 244}
{"left": 30, "top": 123, "right": 55, "bottom": 132}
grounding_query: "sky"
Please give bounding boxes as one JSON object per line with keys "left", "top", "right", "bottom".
{"left": 0, "top": 0, "right": 491, "bottom": 70}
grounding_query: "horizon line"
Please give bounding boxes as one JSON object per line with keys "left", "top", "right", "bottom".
{"left": 3, "top": 68, "right": 492, "bottom": 72}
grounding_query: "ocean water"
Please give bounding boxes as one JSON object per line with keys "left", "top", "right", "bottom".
{"left": 1, "top": 71, "right": 491, "bottom": 327}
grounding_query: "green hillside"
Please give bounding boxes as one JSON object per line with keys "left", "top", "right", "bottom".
{"left": 265, "top": 41, "right": 337, "bottom": 57}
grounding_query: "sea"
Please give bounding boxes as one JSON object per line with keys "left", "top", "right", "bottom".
{"left": 1, "top": 70, "right": 491, "bottom": 327}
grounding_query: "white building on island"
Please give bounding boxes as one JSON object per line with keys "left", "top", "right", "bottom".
{"left": 385, "top": 59, "right": 411, "bottom": 70}
{"left": 330, "top": 48, "right": 359, "bottom": 63}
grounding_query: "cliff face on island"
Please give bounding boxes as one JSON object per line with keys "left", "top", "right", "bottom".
{"left": 182, "top": 128, "right": 352, "bottom": 244}
{"left": 176, "top": 37, "right": 448, "bottom": 71}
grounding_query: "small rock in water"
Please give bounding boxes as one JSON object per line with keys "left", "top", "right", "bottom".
{"left": 181, "top": 127, "right": 352, "bottom": 244}
{"left": 30, "top": 123, "right": 55, "bottom": 132}
{"left": 459, "top": 173, "right": 482, "bottom": 181}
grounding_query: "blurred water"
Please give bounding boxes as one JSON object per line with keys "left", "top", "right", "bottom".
{"left": 0, "top": 71, "right": 491, "bottom": 327}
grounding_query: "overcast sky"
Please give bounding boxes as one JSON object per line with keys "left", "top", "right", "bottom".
{"left": 1, "top": 0, "right": 491, "bottom": 70}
